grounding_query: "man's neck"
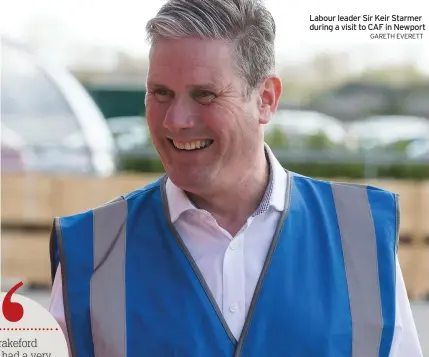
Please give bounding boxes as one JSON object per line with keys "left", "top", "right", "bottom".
{"left": 185, "top": 149, "right": 270, "bottom": 236}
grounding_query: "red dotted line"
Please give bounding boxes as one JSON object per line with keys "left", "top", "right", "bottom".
{"left": 0, "top": 328, "right": 59, "bottom": 331}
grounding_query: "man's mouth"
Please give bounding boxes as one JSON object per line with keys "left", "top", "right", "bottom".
{"left": 168, "top": 139, "right": 214, "bottom": 151}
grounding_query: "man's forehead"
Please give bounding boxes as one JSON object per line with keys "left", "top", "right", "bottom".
{"left": 147, "top": 38, "right": 239, "bottom": 89}
{"left": 147, "top": 63, "right": 234, "bottom": 90}
{"left": 150, "top": 37, "right": 233, "bottom": 55}
{"left": 149, "top": 38, "right": 234, "bottom": 68}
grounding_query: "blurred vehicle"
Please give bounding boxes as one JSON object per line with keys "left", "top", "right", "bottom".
{"left": 1, "top": 38, "right": 118, "bottom": 176}
{"left": 265, "top": 110, "right": 351, "bottom": 149}
{"left": 347, "top": 115, "right": 429, "bottom": 151}
{"left": 106, "top": 116, "right": 152, "bottom": 153}
{"left": 1, "top": 122, "right": 27, "bottom": 172}
{"left": 406, "top": 138, "right": 429, "bottom": 160}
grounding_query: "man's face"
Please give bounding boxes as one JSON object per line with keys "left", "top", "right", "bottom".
{"left": 145, "top": 38, "right": 269, "bottom": 193}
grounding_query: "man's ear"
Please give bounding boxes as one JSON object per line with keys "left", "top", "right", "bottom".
{"left": 258, "top": 75, "right": 282, "bottom": 125}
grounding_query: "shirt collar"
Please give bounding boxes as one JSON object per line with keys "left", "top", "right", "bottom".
{"left": 166, "top": 143, "right": 287, "bottom": 223}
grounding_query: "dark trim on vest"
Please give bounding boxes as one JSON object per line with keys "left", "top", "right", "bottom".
{"left": 92, "top": 222, "right": 127, "bottom": 275}
{"left": 49, "top": 218, "right": 58, "bottom": 285}
{"left": 56, "top": 217, "right": 79, "bottom": 357}
{"left": 394, "top": 193, "right": 400, "bottom": 254}
{"left": 234, "top": 169, "right": 292, "bottom": 357}
{"left": 159, "top": 169, "right": 293, "bottom": 355}
{"left": 394, "top": 193, "right": 400, "bottom": 299}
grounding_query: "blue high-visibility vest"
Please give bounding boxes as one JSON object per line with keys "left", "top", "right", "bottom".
{"left": 50, "top": 171, "right": 398, "bottom": 357}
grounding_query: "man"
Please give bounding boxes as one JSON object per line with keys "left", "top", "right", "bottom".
{"left": 49, "top": 0, "right": 423, "bottom": 356}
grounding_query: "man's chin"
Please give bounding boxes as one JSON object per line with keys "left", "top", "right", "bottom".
{"left": 167, "top": 168, "right": 214, "bottom": 190}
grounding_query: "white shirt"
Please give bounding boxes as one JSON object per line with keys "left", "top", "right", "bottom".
{"left": 50, "top": 145, "right": 423, "bottom": 356}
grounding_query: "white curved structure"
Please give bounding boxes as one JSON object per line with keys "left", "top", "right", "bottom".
{"left": 1, "top": 38, "right": 118, "bottom": 176}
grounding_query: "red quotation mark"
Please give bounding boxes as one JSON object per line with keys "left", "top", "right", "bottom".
{"left": 2, "top": 281, "right": 24, "bottom": 322}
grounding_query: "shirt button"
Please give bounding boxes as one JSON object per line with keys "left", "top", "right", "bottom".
{"left": 229, "top": 242, "right": 236, "bottom": 250}
{"left": 229, "top": 303, "right": 238, "bottom": 313}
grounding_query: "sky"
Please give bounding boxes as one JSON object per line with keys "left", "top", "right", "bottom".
{"left": 1, "top": 0, "right": 428, "bottom": 73}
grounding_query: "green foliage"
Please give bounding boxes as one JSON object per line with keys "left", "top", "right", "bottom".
{"left": 120, "top": 156, "right": 165, "bottom": 173}
{"left": 377, "top": 163, "right": 429, "bottom": 180}
{"left": 385, "top": 140, "right": 414, "bottom": 152}
{"left": 118, "top": 157, "right": 429, "bottom": 180}
{"left": 266, "top": 130, "right": 343, "bottom": 151}
{"left": 305, "top": 132, "right": 336, "bottom": 150}
{"left": 265, "top": 127, "right": 290, "bottom": 149}
{"left": 357, "top": 65, "right": 426, "bottom": 85}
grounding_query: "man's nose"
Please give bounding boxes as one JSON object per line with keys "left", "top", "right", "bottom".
{"left": 163, "top": 97, "right": 196, "bottom": 132}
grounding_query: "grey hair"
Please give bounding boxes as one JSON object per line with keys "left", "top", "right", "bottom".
{"left": 145, "top": 0, "right": 276, "bottom": 92}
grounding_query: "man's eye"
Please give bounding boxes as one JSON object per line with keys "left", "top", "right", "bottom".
{"left": 196, "top": 90, "right": 212, "bottom": 97}
{"left": 193, "top": 90, "right": 215, "bottom": 103}
{"left": 154, "top": 89, "right": 172, "bottom": 102}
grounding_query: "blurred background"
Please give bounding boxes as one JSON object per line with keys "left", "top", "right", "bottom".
{"left": 1, "top": 0, "right": 428, "bottom": 353}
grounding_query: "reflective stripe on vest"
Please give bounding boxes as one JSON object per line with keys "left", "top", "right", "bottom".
{"left": 332, "top": 183, "right": 383, "bottom": 357}
{"left": 89, "top": 182, "right": 385, "bottom": 357}
{"left": 90, "top": 197, "right": 127, "bottom": 357}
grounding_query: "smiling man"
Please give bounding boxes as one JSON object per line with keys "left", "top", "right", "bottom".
{"left": 144, "top": 36, "right": 275, "bottom": 236}
{"left": 49, "top": 1, "right": 423, "bottom": 356}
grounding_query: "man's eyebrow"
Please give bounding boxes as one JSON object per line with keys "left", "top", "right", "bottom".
{"left": 146, "top": 82, "right": 169, "bottom": 89}
{"left": 187, "top": 83, "right": 219, "bottom": 91}
{"left": 146, "top": 82, "right": 221, "bottom": 91}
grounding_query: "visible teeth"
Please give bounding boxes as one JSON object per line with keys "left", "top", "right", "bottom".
{"left": 172, "top": 139, "right": 213, "bottom": 150}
